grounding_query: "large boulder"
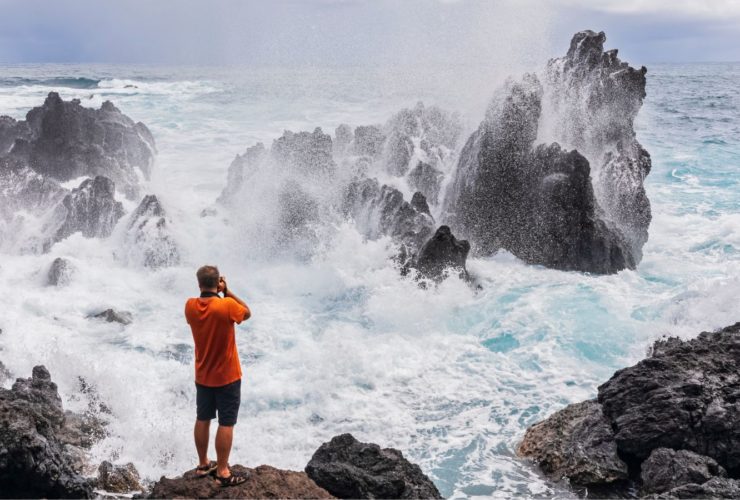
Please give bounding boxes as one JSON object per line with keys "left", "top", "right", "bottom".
{"left": 444, "top": 31, "right": 649, "bottom": 274}
{"left": 641, "top": 448, "right": 726, "bottom": 495}
{"left": 18, "top": 92, "right": 155, "bottom": 199}
{"left": 412, "top": 225, "right": 470, "bottom": 281}
{"left": 597, "top": 322, "right": 740, "bottom": 471}
{"left": 518, "top": 399, "right": 628, "bottom": 487}
{"left": 544, "top": 30, "right": 651, "bottom": 258}
{"left": 97, "top": 461, "right": 143, "bottom": 493}
{"left": 305, "top": 433, "right": 442, "bottom": 499}
{"left": 147, "top": 464, "right": 333, "bottom": 499}
{"left": 519, "top": 322, "right": 740, "bottom": 497}
{"left": 47, "top": 257, "right": 74, "bottom": 286}
{"left": 0, "top": 366, "right": 93, "bottom": 498}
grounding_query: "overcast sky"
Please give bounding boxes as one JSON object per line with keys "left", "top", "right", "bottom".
{"left": 0, "top": 0, "right": 738, "bottom": 66}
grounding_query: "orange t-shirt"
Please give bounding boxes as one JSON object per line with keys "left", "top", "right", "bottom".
{"left": 185, "top": 296, "right": 248, "bottom": 387}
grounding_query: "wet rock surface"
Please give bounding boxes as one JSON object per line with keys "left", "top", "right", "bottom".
{"left": 88, "top": 308, "right": 133, "bottom": 325}
{"left": 47, "top": 256, "right": 74, "bottom": 286}
{"left": 519, "top": 322, "right": 740, "bottom": 497}
{"left": 641, "top": 448, "right": 726, "bottom": 495}
{"left": 305, "top": 433, "right": 442, "bottom": 499}
{"left": 123, "top": 195, "right": 180, "bottom": 268}
{"left": 518, "top": 399, "right": 628, "bottom": 487}
{"left": 412, "top": 225, "right": 470, "bottom": 281}
{"left": 146, "top": 464, "right": 333, "bottom": 499}
{"left": 444, "top": 31, "right": 648, "bottom": 274}
{"left": 97, "top": 461, "right": 143, "bottom": 493}
{"left": 0, "top": 366, "right": 94, "bottom": 498}
{"left": 54, "top": 175, "right": 124, "bottom": 242}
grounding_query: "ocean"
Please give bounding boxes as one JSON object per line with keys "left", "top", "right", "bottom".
{"left": 0, "top": 62, "right": 738, "bottom": 498}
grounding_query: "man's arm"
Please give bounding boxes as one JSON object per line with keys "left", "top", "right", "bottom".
{"left": 219, "top": 276, "right": 251, "bottom": 321}
{"left": 225, "top": 289, "right": 251, "bottom": 321}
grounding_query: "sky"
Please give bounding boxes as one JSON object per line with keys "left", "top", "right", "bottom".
{"left": 0, "top": 0, "right": 738, "bottom": 66}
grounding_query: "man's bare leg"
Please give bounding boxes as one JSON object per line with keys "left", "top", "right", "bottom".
{"left": 215, "top": 425, "right": 234, "bottom": 477}
{"left": 194, "top": 419, "right": 211, "bottom": 467}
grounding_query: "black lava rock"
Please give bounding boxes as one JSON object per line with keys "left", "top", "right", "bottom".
{"left": 305, "top": 433, "right": 442, "bottom": 499}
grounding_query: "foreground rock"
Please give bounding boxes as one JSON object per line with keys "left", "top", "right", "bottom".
{"left": 147, "top": 464, "right": 333, "bottom": 499}
{"left": 306, "top": 433, "right": 442, "bottom": 499}
{"left": 518, "top": 399, "right": 627, "bottom": 488}
{"left": 519, "top": 322, "right": 740, "bottom": 497}
{"left": 0, "top": 366, "right": 93, "bottom": 498}
{"left": 122, "top": 195, "right": 180, "bottom": 268}
{"left": 88, "top": 308, "right": 133, "bottom": 325}
{"left": 97, "top": 461, "right": 143, "bottom": 493}
{"left": 444, "top": 31, "right": 648, "bottom": 274}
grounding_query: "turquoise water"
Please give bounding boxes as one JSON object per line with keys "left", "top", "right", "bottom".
{"left": 0, "top": 62, "right": 738, "bottom": 497}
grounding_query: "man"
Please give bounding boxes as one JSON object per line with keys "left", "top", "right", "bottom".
{"left": 185, "top": 265, "right": 251, "bottom": 486}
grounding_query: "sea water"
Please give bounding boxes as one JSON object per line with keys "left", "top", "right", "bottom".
{"left": 0, "top": 62, "right": 738, "bottom": 498}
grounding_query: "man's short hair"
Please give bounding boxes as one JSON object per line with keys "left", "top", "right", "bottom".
{"left": 196, "top": 265, "right": 220, "bottom": 289}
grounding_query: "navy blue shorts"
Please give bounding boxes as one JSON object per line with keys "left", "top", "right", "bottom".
{"left": 195, "top": 379, "right": 241, "bottom": 426}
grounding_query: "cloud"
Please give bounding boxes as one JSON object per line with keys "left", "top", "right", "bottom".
{"left": 560, "top": 0, "right": 740, "bottom": 19}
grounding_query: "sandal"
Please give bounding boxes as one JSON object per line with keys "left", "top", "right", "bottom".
{"left": 215, "top": 472, "right": 249, "bottom": 487}
{"left": 195, "top": 461, "right": 217, "bottom": 477}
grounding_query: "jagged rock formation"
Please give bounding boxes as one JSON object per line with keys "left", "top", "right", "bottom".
{"left": 54, "top": 176, "right": 124, "bottom": 242}
{"left": 544, "top": 30, "right": 651, "bottom": 259}
{"left": 519, "top": 322, "right": 740, "bottom": 497}
{"left": 17, "top": 92, "right": 155, "bottom": 198}
{"left": 123, "top": 195, "right": 180, "bottom": 268}
{"left": 412, "top": 225, "right": 470, "bottom": 282}
{"left": 306, "top": 433, "right": 442, "bottom": 499}
{"left": 444, "top": 31, "right": 649, "bottom": 274}
{"left": 146, "top": 465, "right": 333, "bottom": 499}
{"left": 272, "top": 127, "right": 335, "bottom": 177}
{"left": 383, "top": 102, "right": 461, "bottom": 177}
{"left": 216, "top": 143, "right": 265, "bottom": 205}
{"left": 343, "top": 178, "right": 434, "bottom": 256}
{"left": 0, "top": 93, "right": 158, "bottom": 253}
{"left": 0, "top": 366, "right": 95, "bottom": 498}
{"left": 47, "top": 257, "right": 74, "bottom": 286}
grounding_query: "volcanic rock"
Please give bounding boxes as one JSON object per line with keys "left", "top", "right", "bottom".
{"left": 641, "top": 448, "right": 726, "bottom": 495}
{"left": 520, "top": 322, "right": 740, "bottom": 497}
{"left": 444, "top": 31, "right": 649, "bottom": 274}
{"left": 597, "top": 322, "right": 740, "bottom": 471}
{"left": 343, "top": 178, "right": 434, "bottom": 255}
{"left": 17, "top": 92, "right": 156, "bottom": 198}
{"left": 353, "top": 125, "right": 385, "bottom": 158}
{"left": 88, "top": 308, "right": 133, "bottom": 325}
{"left": 0, "top": 366, "right": 93, "bottom": 498}
{"left": 217, "top": 142, "right": 266, "bottom": 205}
{"left": 412, "top": 225, "right": 470, "bottom": 282}
{"left": 272, "top": 127, "right": 335, "bottom": 177}
{"left": 305, "top": 433, "right": 442, "bottom": 499}
{"left": 47, "top": 257, "right": 74, "bottom": 286}
{"left": 408, "top": 161, "right": 444, "bottom": 206}
{"left": 54, "top": 176, "right": 124, "bottom": 242}
{"left": 518, "top": 399, "right": 628, "bottom": 487}
{"left": 124, "top": 195, "right": 180, "bottom": 268}
{"left": 97, "top": 461, "right": 143, "bottom": 493}
{"left": 544, "top": 30, "right": 651, "bottom": 259}
{"left": 146, "top": 464, "right": 333, "bottom": 499}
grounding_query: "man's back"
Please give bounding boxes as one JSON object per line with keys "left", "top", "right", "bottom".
{"left": 185, "top": 296, "right": 248, "bottom": 387}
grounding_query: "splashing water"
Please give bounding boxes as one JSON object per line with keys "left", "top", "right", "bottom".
{"left": 0, "top": 62, "right": 738, "bottom": 498}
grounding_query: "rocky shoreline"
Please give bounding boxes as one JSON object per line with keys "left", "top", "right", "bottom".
{"left": 0, "top": 364, "right": 441, "bottom": 499}
{"left": 519, "top": 322, "right": 740, "bottom": 498}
